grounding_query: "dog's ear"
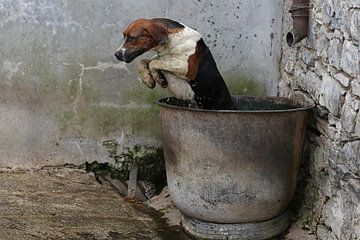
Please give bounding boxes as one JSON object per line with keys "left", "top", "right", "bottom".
{"left": 144, "top": 23, "right": 168, "bottom": 45}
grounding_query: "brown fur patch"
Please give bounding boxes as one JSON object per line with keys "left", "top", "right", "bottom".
{"left": 186, "top": 41, "right": 202, "bottom": 80}
{"left": 167, "top": 28, "right": 183, "bottom": 34}
{"left": 121, "top": 19, "right": 165, "bottom": 54}
{"left": 123, "top": 19, "right": 184, "bottom": 48}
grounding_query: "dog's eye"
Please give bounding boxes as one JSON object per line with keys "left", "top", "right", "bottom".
{"left": 127, "top": 36, "right": 135, "bottom": 42}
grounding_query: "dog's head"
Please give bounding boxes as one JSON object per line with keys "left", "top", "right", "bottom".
{"left": 114, "top": 19, "right": 168, "bottom": 63}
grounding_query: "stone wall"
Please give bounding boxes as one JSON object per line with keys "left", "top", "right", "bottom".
{"left": 280, "top": 0, "right": 360, "bottom": 239}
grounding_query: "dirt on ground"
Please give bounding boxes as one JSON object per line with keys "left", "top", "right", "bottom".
{"left": 0, "top": 167, "right": 168, "bottom": 240}
{"left": 0, "top": 166, "right": 316, "bottom": 240}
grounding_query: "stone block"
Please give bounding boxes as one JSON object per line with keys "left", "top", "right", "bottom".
{"left": 315, "top": 34, "right": 330, "bottom": 60}
{"left": 342, "top": 140, "right": 360, "bottom": 173}
{"left": 333, "top": 29, "right": 342, "bottom": 39}
{"left": 328, "top": 38, "right": 342, "bottom": 69}
{"left": 341, "top": 93, "right": 358, "bottom": 133}
{"left": 352, "top": 79, "right": 360, "bottom": 98}
{"left": 346, "top": 179, "right": 360, "bottom": 205}
{"left": 313, "top": 145, "right": 327, "bottom": 171}
{"left": 322, "top": 25, "right": 335, "bottom": 40}
{"left": 349, "top": 10, "right": 360, "bottom": 41}
{"left": 284, "top": 59, "right": 295, "bottom": 74}
{"left": 334, "top": 72, "right": 350, "bottom": 87}
{"left": 340, "top": 40, "right": 360, "bottom": 77}
{"left": 300, "top": 48, "right": 317, "bottom": 67}
{"left": 323, "top": 196, "right": 343, "bottom": 238}
{"left": 328, "top": 232, "right": 339, "bottom": 240}
{"left": 316, "top": 225, "right": 330, "bottom": 240}
{"left": 319, "top": 73, "right": 345, "bottom": 116}
{"left": 323, "top": 1, "right": 334, "bottom": 25}
{"left": 344, "top": 92, "right": 360, "bottom": 111}
{"left": 331, "top": 3, "right": 346, "bottom": 29}
{"left": 346, "top": 0, "right": 360, "bottom": 9}
{"left": 293, "top": 69, "right": 322, "bottom": 100}
{"left": 316, "top": 117, "right": 337, "bottom": 140}
{"left": 355, "top": 113, "right": 360, "bottom": 137}
{"left": 323, "top": 190, "right": 359, "bottom": 240}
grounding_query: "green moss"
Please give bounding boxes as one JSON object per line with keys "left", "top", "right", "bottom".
{"left": 223, "top": 71, "right": 266, "bottom": 96}
{"left": 55, "top": 110, "right": 76, "bottom": 132}
{"left": 98, "top": 141, "right": 167, "bottom": 193}
{"left": 27, "top": 41, "right": 60, "bottom": 92}
{"left": 55, "top": 67, "right": 266, "bottom": 139}
{"left": 122, "top": 144, "right": 167, "bottom": 192}
{"left": 103, "top": 139, "right": 120, "bottom": 161}
{"left": 119, "top": 83, "right": 167, "bottom": 105}
{"left": 55, "top": 82, "right": 167, "bottom": 139}
{"left": 20, "top": 35, "right": 163, "bottom": 140}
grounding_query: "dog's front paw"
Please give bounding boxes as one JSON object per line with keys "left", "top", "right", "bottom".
{"left": 148, "top": 61, "right": 167, "bottom": 88}
{"left": 137, "top": 59, "right": 156, "bottom": 89}
{"left": 150, "top": 70, "right": 168, "bottom": 88}
{"left": 137, "top": 75, "right": 156, "bottom": 89}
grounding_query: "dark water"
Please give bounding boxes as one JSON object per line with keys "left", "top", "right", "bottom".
{"left": 158, "top": 96, "right": 308, "bottom": 111}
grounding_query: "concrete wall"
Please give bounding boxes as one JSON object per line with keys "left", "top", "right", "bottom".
{"left": 0, "top": 0, "right": 284, "bottom": 168}
{"left": 280, "top": 0, "right": 360, "bottom": 238}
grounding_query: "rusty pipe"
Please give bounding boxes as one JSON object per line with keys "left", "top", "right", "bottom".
{"left": 287, "top": 0, "right": 310, "bottom": 47}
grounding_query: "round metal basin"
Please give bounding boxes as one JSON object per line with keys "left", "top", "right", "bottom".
{"left": 157, "top": 96, "right": 313, "bottom": 239}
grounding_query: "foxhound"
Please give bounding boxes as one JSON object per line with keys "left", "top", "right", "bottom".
{"left": 115, "top": 18, "right": 233, "bottom": 110}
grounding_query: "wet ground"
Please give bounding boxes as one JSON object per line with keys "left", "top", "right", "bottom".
{"left": 0, "top": 167, "right": 315, "bottom": 240}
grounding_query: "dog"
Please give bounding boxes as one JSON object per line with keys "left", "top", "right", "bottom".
{"left": 114, "top": 18, "right": 233, "bottom": 110}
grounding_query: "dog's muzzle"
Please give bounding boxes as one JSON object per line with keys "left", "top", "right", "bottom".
{"left": 114, "top": 48, "right": 128, "bottom": 62}
{"left": 115, "top": 47, "right": 147, "bottom": 63}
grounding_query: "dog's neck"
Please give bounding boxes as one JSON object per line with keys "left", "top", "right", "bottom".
{"left": 154, "top": 26, "right": 202, "bottom": 57}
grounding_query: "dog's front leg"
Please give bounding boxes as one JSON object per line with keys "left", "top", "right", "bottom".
{"left": 136, "top": 59, "right": 156, "bottom": 89}
{"left": 149, "top": 59, "right": 189, "bottom": 82}
{"left": 149, "top": 59, "right": 196, "bottom": 101}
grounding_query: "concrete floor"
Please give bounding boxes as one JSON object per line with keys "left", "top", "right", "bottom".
{"left": 0, "top": 167, "right": 315, "bottom": 240}
{"left": 0, "top": 167, "right": 167, "bottom": 240}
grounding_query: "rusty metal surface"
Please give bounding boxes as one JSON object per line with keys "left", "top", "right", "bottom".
{"left": 157, "top": 96, "right": 312, "bottom": 224}
{"left": 287, "top": 0, "right": 310, "bottom": 47}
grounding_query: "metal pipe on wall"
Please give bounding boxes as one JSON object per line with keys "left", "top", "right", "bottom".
{"left": 287, "top": 0, "right": 310, "bottom": 47}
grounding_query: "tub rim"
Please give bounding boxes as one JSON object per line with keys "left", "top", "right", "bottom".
{"left": 157, "top": 95, "right": 315, "bottom": 113}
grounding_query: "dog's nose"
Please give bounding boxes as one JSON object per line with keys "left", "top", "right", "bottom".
{"left": 114, "top": 51, "right": 123, "bottom": 61}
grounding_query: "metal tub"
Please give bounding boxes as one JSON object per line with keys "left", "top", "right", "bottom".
{"left": 157, "top": 96, "right": 313, "bottom": 239}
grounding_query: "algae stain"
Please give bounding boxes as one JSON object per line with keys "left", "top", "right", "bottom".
{"left": 28, "top": 42, "right": 59, "bottom": 87}
{"left": 120, "top": 83, "right": 167, "bottom": 106}
{"left": 101, "top": 140, "right": 167, "bottom": 192}
{"left": 56, "top": 78, "right": 167, "bottom": 139}
{"left": 56, "top": 68, "right": 264, "bottom": 139}
{"left": 55, "top": 110, "right": 76, "bottom": 132}
{"left": 223, "top": 71, "right": 266, "bottom": 96}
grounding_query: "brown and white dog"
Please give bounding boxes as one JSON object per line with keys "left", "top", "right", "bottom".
{"left": 114, "top": 18, "right": 233, "bottom": 110}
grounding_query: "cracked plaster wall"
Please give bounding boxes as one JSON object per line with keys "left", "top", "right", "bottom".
{"left": 0, "top": 0, "right": 284, "bottom": 167}
{"left": 280, "top": 0, "right": 360, "bottom": 239}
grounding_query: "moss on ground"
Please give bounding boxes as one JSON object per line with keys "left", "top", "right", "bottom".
{"left": 89, "top": 141, "right": 167, "bottom": 194}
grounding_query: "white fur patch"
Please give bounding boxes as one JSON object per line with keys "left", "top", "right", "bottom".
{"left": 162, "top": 72, "right": 195, "bottom": 100}
{"left": 155, "top": 26, "right": 201, "bottom": 100}
{"left": 161, "top": 26, "right": 201, "bottom": 57}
